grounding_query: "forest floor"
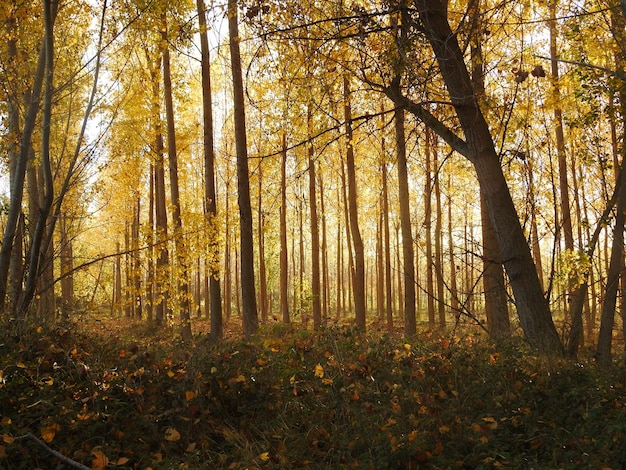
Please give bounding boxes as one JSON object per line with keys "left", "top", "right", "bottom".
{"left": 1, "top": 313, "right": 626, "bottom": 469}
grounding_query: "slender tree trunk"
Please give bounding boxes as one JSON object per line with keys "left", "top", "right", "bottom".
{"left": 131, "top": 197, "right": 142, "bottom": 318}
{"left": 224, "top": 179, "right": 232, "bottom": 322}
{"left": 0, "top": 21, "right": 48, "bottom": 312}
{"left": 447, "top": 175, "right": 459, "bottom": 316}
{"left": 59, "top": 213, "right": 74, "bottom": 317}
{"left": 395, "top": 107, "right": 416, "bottom": 335}
{"left": 115, "top": 242, "right": 122, "bottom": 315}
{"left": 147, "top": 52, "right": 169, "bottom": 328}
{"left": 340, "top": 159, "right": 354, "bottom": 315}
{"left": 229, "top": 0, "right": 258, "bottom": 335}
{"left": 146, "top": 164, "right": 154, "bottom": 323}
{"left": 258, "top": 164, "right": 268, "bottom": 323}
{"left": 280, "top": 132, "right": 290, "bottom": 323}
{"left": 308, "top": 108, "right": 322, "bottom": 329}
{"left": 596, "top": 161, "right": 626, "bottom": 364}
{"left": 381, "top": 160, "right": 393, "bottom": 331}
{"left": 197, "top": 0, "right": 223, "bottom": 339}
{"left": 162, "top": 23, "right": 192, "bottom": 340}
{"left": 434, "top": 148, "right": 445, "bottom": 327}
{"left": 17, "top": 0, "right": 57, "bottom": 317}
{"left": 425, "top": 129, "right": 435, "bottom": 326}
{"left": 343, "top": 76, "right": 366, "bottom": 330}
{"left": 320, "top": 171, "right": 329, "bottom": 323}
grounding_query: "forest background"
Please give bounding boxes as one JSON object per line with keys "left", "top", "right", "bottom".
{"left": 3, "top": 0, "right": 626, "bottom": 351}
{"left": 3, "top": 0, "right": 626, "bottom": 467}
{"left": 0, "top": 0, "right": 620, "bottom": 354}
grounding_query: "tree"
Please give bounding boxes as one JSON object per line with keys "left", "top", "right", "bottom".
{"left": 229, "top": 0, "right": 258, "bottom": 336}
{"left": 385, "top": 1, "right": 562, "bottom": 352}
{"left": 343, "top": 75, "right": 367, "bottom": 330}
{"left": 196, "top": 0, "right": 223, "bottom": 339}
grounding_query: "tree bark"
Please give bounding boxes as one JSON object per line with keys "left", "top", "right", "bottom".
{"left": 395, "top": 107, "right": 416, "bottom": 335}
{"left": 197, "top": 0, "right": 223, "bottom": 339}
{"left": 229, "top": 0, "right": 258, "bottom": 335}
{"left": 343, "top": 75, "right": 366, "bottom": 330}
{"left": 162, "top": 22, "right": 192, "bottom": 340}
{"left": 388, "top": 0, "right": 562, "bottom": 352}
{"left": 280, "top": 132, "right": 290, "bottom": 323}
{"left": 307, "top": 108, "right": 322, "bottom": 329}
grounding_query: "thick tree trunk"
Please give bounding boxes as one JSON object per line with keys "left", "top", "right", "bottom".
{"left": 229, "top": 0, "right": 258, "bottom": 335}
{"left": 394, "top": 0, "right": 563, "bottom": 352}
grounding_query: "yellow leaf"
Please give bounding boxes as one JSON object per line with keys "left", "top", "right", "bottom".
{"left": 164, "top": 428, "right": 181, "bottom": 442}
{"left": 321, "top": 378, "right": 334, "bottom": 385}
{"left": 438, "top": 425, "right": 450, "bottom": 434}
{"left": 482, "top": 417, "right": 498, "bottom": 429}
{"left": 185, "top": 390, "right": 196, "bottom": 401}
{"left": 408, "top": 430, "right": 419, "bottom": 441}
{"left": 1, "top": 417, "right": 11, "bottom": 426}
{"left": 91, "top": 450, "right": 109, "bottom": 470}
{"left": 259, "top": 451, "right": 270, "bottom": 461}
{"left": 116, "top": 457, "right": 130, "bottom": 465}
{"left": 16, "top": 362, "right": 26, "bottom": 369}
{"left": 2, "top": 434, "right": 13, "bottom": 444}
{"left": 40, "top": 423, "right": 60, "bottom": 443}
{"left": 186, "top": 442, "right": 196, "bottom": 452}
{"left": 314, "top": 364, "right": 324, "bottom": 378}
{"left": 167, "top": 371, "right": 175, "bottom": 378}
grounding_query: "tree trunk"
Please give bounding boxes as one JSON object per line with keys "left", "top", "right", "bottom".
{"left": 0, "top": 21, "right": 48, "bottom": 312}
{"left": 381, "top": 158, "right": 393, "bottom": 331}
{"left": 229, "top": 0, "right": 258, "bottom": 335}
{"left": 308, "top": 108, "right": 322, "bottom": 329}
{"left": 280, "top": 132, "right": 290, "bottom": 323}
{"left": 434, "top": 147, "right": 445, "bottom": 327}
{"left": 596, "top": 161, "right": 626, "bottom": 364}
{"left": 425, "top": 128, "right": 435, "bottom": 326}
{"left": 147, "top": 52, "right": 169, "bottom": 328}
{"left": 258, "top": 163, "right": 268, "bottom": 323}
{"left": 17, "top": 0, "right": 56, "bottom": 317}
{"left": 162, "top": 23, "right": 192, "bottom": 340}
{"left": 392, "top": 0, "right": 562, "bottom": 352}
{"left": 343, "top": 75, "right": 366, "bottom": 330}
{"left": 395, "top": 107, "right": 416, "bottom": 335}
{"left": 197, "top": 0, "right": 223, "bottom": 339}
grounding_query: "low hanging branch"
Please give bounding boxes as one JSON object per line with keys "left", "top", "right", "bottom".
{"left": 14, "top": 434, "right": 90, "bottom": 470}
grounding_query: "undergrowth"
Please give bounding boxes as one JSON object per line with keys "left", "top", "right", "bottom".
{"left": 1, "top": 318, "right": 626, "bottom": 469}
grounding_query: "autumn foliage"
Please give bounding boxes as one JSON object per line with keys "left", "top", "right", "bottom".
{"left": 1, "top": 320, "right": 626, "bottom": 468}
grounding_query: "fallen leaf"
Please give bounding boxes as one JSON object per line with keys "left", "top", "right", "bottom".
{"left": 165, "top": 428, "right": 181, "bottom": 442}
{"left": 314, "top": 364, "right": 324, "bottom": 378}
{"left": 41, "top": 423, "right": 60, "bottom": 443}
{"left": 185, "top": 390, "right": 196, "bottom": 401}
{"left": 116, "top": 457, "right": 130, "bottom": 465}
{"left": 259, "top": 451, "right": 270, "bottom": 461}
{"left": 91, "top": 450, "right": 109, "bottom": 470}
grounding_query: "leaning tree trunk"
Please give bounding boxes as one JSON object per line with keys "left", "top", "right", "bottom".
{"left": 398, "top": 0, "right": 562, "bottom": 352}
